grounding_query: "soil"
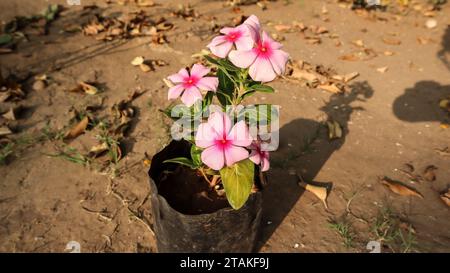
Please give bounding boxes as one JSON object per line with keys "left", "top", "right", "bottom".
{"left": 0, "top": 0, "right": 449, "bottom": 253}
{"left": 156, "top": 165, "right": 230, "bottom": 215}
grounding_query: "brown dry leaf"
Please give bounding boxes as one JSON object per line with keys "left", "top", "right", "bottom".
{"left": 326, "top": 120, "right": 343, "bottom": 139}
{"left": 88, "top": 142, "right": 109, "bottom": 158}
{"left": 352, "top": 39, "right": 365, "bottom": 47}
{"left": 343, "top": 72, "right": 359, "bottom": 83}
{"left": 440, "top": 189, "right": 450, "bottom": 207}
{"left": 274, "top": 24, "right": 292, "bottom": 32}
{"left": 304, "top": 36, "right": 321, "bottom": 45}
{"left": 0, "top": 126, "right": 13, "bottom": 137}
{"left": 380, "top": 177, "right": 423, "bottom": 198}
{"left": 339, "top": 48, "right": 377, "bottom": 62}
{"left": 423, "top": 165, "right": 437, "bottom": 182}
{"left": 79, "top": 82, "right": 99, "bottom": 95}
{"left": 65, "top": 116, "right": 89, "bottom": 140}
{"left": 382, "top": 37, "right": 402, "bottom": 45}
{"left": 434, "top": 147, "right": 450, "bottom": 157}
{"left": 298, "top": 180, "right": 329, "bottom": 209}
{"left": 139, "top": 63, "right": 151, "bottom": 72}
{"left": 440, "top": 123, "right": 449, "bottom": 129}
{"left": 377, "top": 66, "right": 389, "bottom": 73}
{"left": 2, "top": 108, "right": 16, "bottom": 121}
{"left": 131, "top": 56, "right": 145, "bottom": 66}
{"left": 291, "top": 69, "right": 319, "bottom": 84}
{"left": 136, "top": 0, "right": 155, "bottom": 7}
{"left": 316, "top": 26, "right": 328, "bottom": 34}
{"left": 319, "top": 84, "right": 342, "bottom": 94}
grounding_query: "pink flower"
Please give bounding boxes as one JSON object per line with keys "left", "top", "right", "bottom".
{"left": 228, "top": 31, "right": 289, "bottom": 82}
{"left": 243, "top": 15, "right": 261, "bottom": 41}
{"left": 195, "top": 111, "right": 253, "bottom": 170}
{"left": 167, "top": 64, "right": 218, "bottom": 107}
{"left": 249, "top": 141, "right": 270, "bottom": 172}
{"left": 207, "top": 25, "right": 254, "bottom": 58}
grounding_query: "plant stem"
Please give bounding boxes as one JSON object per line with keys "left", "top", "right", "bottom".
{"left": 199, "top": 167, "right": 212, "bottom": 185}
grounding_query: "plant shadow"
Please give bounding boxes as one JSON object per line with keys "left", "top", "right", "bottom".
{"left": 257, "top": 81, "right": 374, "bottom": 251}
{"left": 393, "top": 81, "right": 450, "bottom": 123}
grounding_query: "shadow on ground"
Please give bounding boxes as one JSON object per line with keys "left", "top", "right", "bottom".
{"left": 393, "top": 81, "right": 450, "bottom": 123}
{"left": 257, "top": 81, "right": 374, "bottom": 251}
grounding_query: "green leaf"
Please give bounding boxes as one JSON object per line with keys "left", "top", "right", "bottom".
{"left": 202, "top": 91, "right": 214, "bottom": 111}
{"left": 0, "top": 34, "right": 12, "bottom": 45}
{"left": 248, "top": 84, "right": 274, "bottom": 93}
{"left": 219, "top": 159, "right": 255, "bottom": 210}
{"left": 217, "top": 69, "right": 235, "bottom": 106}
{"left": 204, "top": 55, "right": 220, "bottom": 66}
{"left": 190, "top": 145, "right": 202, "bottom": 167}
{"left": 163, "top": 157, "right": 197, "bottom": 169}
{"left": 217, "top": 59, "right": 240, "bottom": 72}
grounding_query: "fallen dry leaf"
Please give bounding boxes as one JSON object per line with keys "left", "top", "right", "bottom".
{"left": 139, "top": 63, "right": 151, "bottom": 72}
{"left": 79, "top": 82, "right": 98, "bottom": 95}
{"left": 65, "top": 116, "right": 89, "bottom": 140}
{"left": 377, "top": 66, "right": 389, "bottom": 73}
{"left": 352, "top": 39, "right": 365, "bottom": 48}
{"left": 131, "top": 56, "right": 145, "bottom": 66}
{"left": 0, "top": 126, "right": 13, "bottom": 137}
{"left": 380, "top": 177, "right": 423, "bottom": 198}
{"left": 298, "top": 180, "right": 329, "bottom": 209}
{"left": 423, "top": 165, "right": 437, "bottom": 182}
{"left": 319, "top": 84, "right": 342, "bottom": 94}
{"left": 434, "top": 147, "right": 450, "bottom": 157}
{"left": 384, "top": 51, "right": 395, "bottom": 56}
{"left": 382, "top": 37, "right": 402, "bottom": 45}
{"left": 440, "top": 189, "right": 450, "bottom": 207}
{"left": 2, "top": 107, "right": 17, "bottom": 121}
{"left": 136, "top": 0, "right": 155, "bottom": 7}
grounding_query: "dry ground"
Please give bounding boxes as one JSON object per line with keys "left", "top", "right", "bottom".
{"left": 0, "top": 0, "right": 449, "bottom": 252}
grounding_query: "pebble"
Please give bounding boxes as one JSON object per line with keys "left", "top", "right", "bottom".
{"left": 425, "top": 19, "right": 437, "bottom": 29}
{"left": 32, "top": 80, "right": 46, "bottom": 91}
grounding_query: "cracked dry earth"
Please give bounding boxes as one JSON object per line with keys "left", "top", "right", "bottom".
{"left": 0, "top": 0, "right": 449, "bottom": 252}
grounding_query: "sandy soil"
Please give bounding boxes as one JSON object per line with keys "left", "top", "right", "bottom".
{"left": 0, "top": 0, "right": 449, "bottom": 253}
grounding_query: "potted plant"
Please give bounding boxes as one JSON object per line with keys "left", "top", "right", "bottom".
{"left": 148, "top": 15, "right": 289, "bottom": 253}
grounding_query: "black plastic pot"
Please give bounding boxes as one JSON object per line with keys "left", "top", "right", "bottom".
{"left": 148, "top": 140, "right": 263, "bottom": 253}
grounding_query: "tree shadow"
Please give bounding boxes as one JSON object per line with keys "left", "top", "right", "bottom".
{"left": 257, "top": 81, "right": 374, "bottom": 251}
{"left": 438, "top": 25, "right": 450, "bottom": 71}
{"left": 393, "top": 81, "right": 450, "bottom": 123}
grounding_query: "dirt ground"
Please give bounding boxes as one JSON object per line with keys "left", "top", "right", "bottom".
{"left": 0, "top": 0, "right": 449, "bottom": 253}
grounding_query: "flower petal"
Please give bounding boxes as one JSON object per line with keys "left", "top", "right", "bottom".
{"left": 228, "top": 49, "right": 258, "bottom": 69}
{"left": 224, "top": 146, "right": 249, "bottom": 167}
{"left": 235, "top": 34, "right": 254, "bottom": 51}
{"left": 261, "top": 155, "right": 270, "bottom": 172}
{"left": 167, "top": 84, "right": 184, "bottom": 100}
{"left": 269, "top": 49, "right": 289, "bottom": 75}
{"left": 196, "top": 77, "right": 218, "bottom": 91}
{"left": 249, "top": 150, "right": 261, "bottom": 165}
{"left": 201, "top": 145, "right": 225, "bottom": 170}
{"left": 208, "top": 39, "right": 233, "bottom": 58}
{"left": 208, "top": 111, "right": 232, "bottom": 139}
{"left": 190, "top": 64, "right": 210, "bottom": 78}
{"left": 167, "top": 68, "right": 189, "bottom": 83}
{"left": 227, "top": 120, "right": 252, "bottom": 147}
{"left": 219, "top": 27, "right": 236, "bottom": 35}
{"left": 243, "top": 15, "right": 261, "bottom": 41}
{"left": 262, "top": 31, "right": 282, "bottom": 50}
{"left": 249, "top": 56, "right": 277, "bottom": 82}
{"left": 180, "top": 86, "right": 202, "bottom": 107}
{"left": 195, "top": 123, "right": 216, "bottom": 148}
